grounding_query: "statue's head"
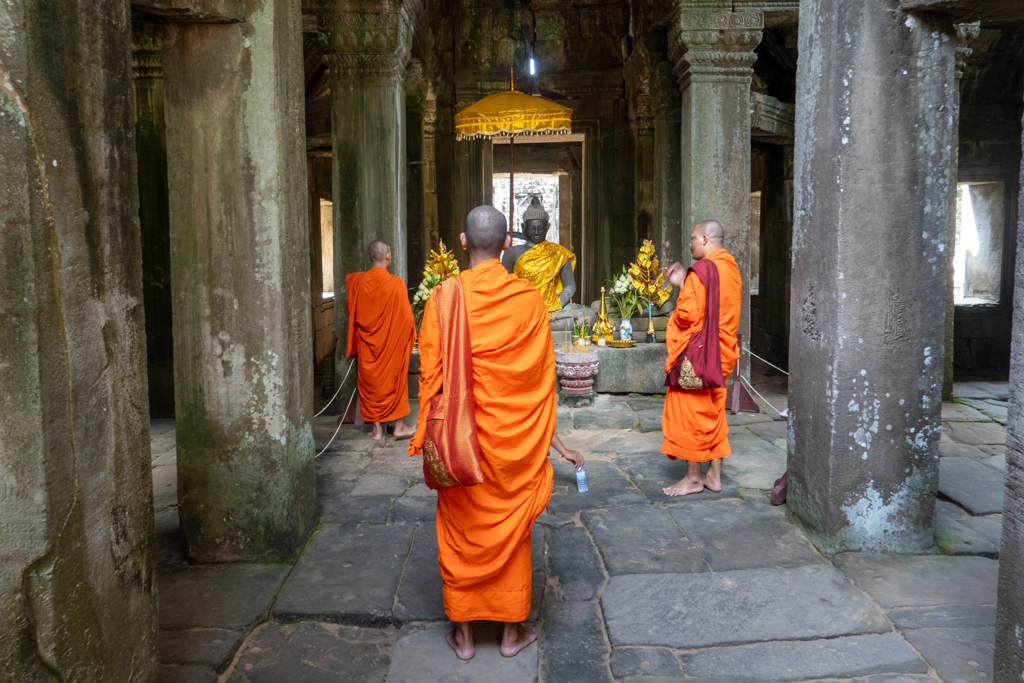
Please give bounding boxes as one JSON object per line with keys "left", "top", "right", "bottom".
{"left": 521, "top": 196, "right": 549, "bottom": 246}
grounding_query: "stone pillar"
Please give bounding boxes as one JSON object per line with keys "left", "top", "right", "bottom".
{"left": 162, "top": 1, "right": 316, "bottom": 562}
{"left": 0, "top": 1, "right": 158, "bottom": 678}
{"left": 943, "top": 23, "right": 980, "bottom": 401}
{"left": 787, "top": 1, "right": 956, "bottom": 553}
{"left": 651, "top": 61, "right": 683, "bottom": 268}
{"left": 631, "top": 91, "right": 656, "bottom": 248}
{"left": 319, "top": 0, "right": 412, "bottom": 386}
{"left": 133, "top": 31, "right": 176, "bottom": 418}
{"left": 406, "top": 60, "right": 427, "bottom": 288}
{"left": 670, "top": 8, "right": 762, "bottom": 366}
{"left": 994, "top": 97, "right": 1024, "bottom": 683}
{"left": 423, "top": 94, "right": 441, "bottom": 253}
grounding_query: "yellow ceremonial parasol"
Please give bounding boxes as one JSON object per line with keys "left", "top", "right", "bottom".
{"left": 455, "top": 69, "right": 573, "bottom": 235}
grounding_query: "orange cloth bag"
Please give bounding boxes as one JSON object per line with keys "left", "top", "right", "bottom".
{"left": 422, "top": 276, "right": 485, "bottom": 489}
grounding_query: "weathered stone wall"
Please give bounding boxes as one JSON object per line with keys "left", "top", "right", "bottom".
{"left": 788, "top": 0, "right": 955, "bottom": 553}
{"left": 996, "top": 98, "right": 1024, "bottom": 683}
{"left": 163, "top": 0, "right": 316, "bottom": 562}
{"left": 0, "top": 1, "right": 158, "bottom": 679}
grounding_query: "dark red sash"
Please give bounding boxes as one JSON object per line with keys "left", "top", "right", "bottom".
{"left": 665, "top": 258, "right": 726, "bottom": 390}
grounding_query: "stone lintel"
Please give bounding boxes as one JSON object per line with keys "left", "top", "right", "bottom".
{"left": 751, "top": 91, "right": 794, "bottom": 140}
{"left": 131, "top": 0, "right": 245, "bottom": 23}
{"left": 670, "top": 9, "right": 764, "bottom": 87}
{"left": 900, "top": 0, "right": 1024, "bottom": 22}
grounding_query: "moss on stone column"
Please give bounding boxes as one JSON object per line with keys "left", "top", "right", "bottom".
{"left": 162, "top": 1, "right": 316, "bottom": 562}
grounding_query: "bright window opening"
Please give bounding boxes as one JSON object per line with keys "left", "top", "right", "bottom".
{"left": 750, "top": 192, "right": 761, "bottom": 296}
{"left": 954, "top": 183, "right": 1004, "bottom": 305}
{"left": 493, "top": 175, "right": 560, "bottom": 247}
{"left": 321, "top": 199, "right": 334, "bottom": 298}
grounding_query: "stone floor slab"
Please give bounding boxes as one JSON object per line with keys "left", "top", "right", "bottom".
{"left": 617, "top": 454, "right": 740, "bottom": 502}
{"left": 887, "top": 604, "right": 998, "bottom": 629}
{"left": 584, "top": 505, "right": 707, "bottom": 575}
{"left": 942, "top": 402, "right": 990, "bottom": 421}
{"left": 573, "top": 410, "right": 640, "bottom": 430}
{"left": 961, "top": 514, "right": 1004, "bottom": 548}
{"left": 965, "top": 381, "right": 1009, "bottom": 400}
{"left": 637, "top": 410, "right": 663, "bottom": 433}
{"left": 318, "top": 493, "right": 392, "bottom": 525}
{"left": 668, "top": 500, "right": 825, "bottom": 571}
{"left": 720, "top": 444, "right": 787, "bottom": 490}
{"left": 159, "top": 628, "right": 243, "bottom": 670}
{"left": 963, "top": 399, "right": 1009, "bottom": 424}
{"left": 547, "top": 460, "right": 647, "bottom": 514}
{"left": 745, "top": 420, "right": 788, "bottom": 442}
{"left": 386, "top": 623, "right": 537, "bottom": 683}
{"left": 274, "top": 524, "right": 414, "bottom": 625}
{"left": 540, "top": 600, "right": 614, "bottom": 683}
{"left": 348, "top": 472, "right": 408, "bottom": 497}
{"left": 833, "top": 554, "right": 999, "bottom": 608}
{"left": 936, "top": 513, "right": 1000, "bottom": 557}
{"left": 944, "top": 421, "right": 1007, "bottom": 446}
{"left": 546, "top": 526, "right": 604, "bottom": 601}
{"left": 159, "top": 665, "right": 216, "bottom": 683}
{"left": 591, "top": 433, "right": 665, "bottom": 454}
{"left": 902, "top": 626, "right": 995, "bottom": 683}
{"left": 724, "top": 412, "right": 775, "bottom": 425}
{"left": 601, "top": 565, "right": 888, "bottom": 648}
{"left": 953, "top": 382, "right": 1000, "bottom": 400}
{"left": 681, "top": 633, "right": 927, "bottom": 681}
{"left": 227, "top": 622, "right": 396, "bottom": 683}
{"left": 940, "top": 438, "right": 990, "bottom": 460}
{"left": 159, "top": 564, "right": 290, "bottom": 630}
{"left": 388, "top": 494, "right": 437, "bottom": 525}
{"left": 980, "top": 453, "right": 1006, "bottom": 472}
{"left": 611, "top": 647, "right": 684, "bottom": 679}
{"left": 939, "top": 457, "right": 1005, "bottom": 515}
{"left": 394, "top": 523, "right": 445, "bottom": 621}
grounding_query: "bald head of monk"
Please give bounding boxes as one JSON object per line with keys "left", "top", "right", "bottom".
{"left": 690, "top": 220, "right": 724, "bottom": 260}
{"left": 461, "top": 205, "right": 512, "bottom": 267}
{"left": 369, "top": 240, "right": 392, "bottom": 269}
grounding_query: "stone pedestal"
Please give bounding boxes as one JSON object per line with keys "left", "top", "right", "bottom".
{"left": 555, "top": 351, "right": 600, "bottom": 407}
{"left": 787, "top": 1, "right": 956, "bottom": 553}
{"left": 671, "top": 9, "right": 762, "bottom": 373}
{"left": 163, "top": 2, "right": 316, "bottom": 561}
{"left": 318, "top": 1, "right": 412, "bottom": 384}
{"left": 0, "top": 1, "right": 158, "bottom": 677}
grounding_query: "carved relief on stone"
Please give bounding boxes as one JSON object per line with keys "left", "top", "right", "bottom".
{"left": 631, "top": 93, "right": 656, "bottom": 138}
{"left": 131, "top": 34, "right": 162, "bottom": 80}
{"left": 317, "top": 0, "right": 412, "bottom": 80}
{"left": 669, "top": 10, "right": 763, "bottom": 84}
{"left": 883, "top": 286, "right": 911, "bottom": 351}
{"left": 801, "top": 284, "right": 822, "bottom": 343}
{"left": 954, "top": 22, "right": 980, "bottom": 84}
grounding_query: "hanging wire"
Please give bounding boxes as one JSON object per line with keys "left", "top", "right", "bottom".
{"left": 742, "top": 344, "right": 789, "bottom": 376}
{"left": 315, "top": 358, "right": 355, "bottom": 418}
{"left": 316, "top": 385, "right": 359, "bottom": 458}
{"left": 740, "top": 375, "right": 787, "bottom": 417}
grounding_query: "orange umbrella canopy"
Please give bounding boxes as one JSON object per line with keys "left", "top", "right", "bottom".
{"left": 455, "top": 88, "right": 573, "bottom": 140}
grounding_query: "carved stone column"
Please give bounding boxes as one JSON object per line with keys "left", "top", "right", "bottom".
{"left": 651, "top": 61, "right": 683, "bottom": 269}
{"left": 671, "top": 8, "right": 763, "bottom": 368}
{"left": 406, "top": 59, "right": 427, "bottom": 289}
{"left": 423, "top": 93, "right": 441, "bottom": 254}
{"left": 943, "top": 23, "right": 981, "bottom": 401}
{"left": 787, "top": 1, "right": 955, "bottom": 553}
{"left": 630, "top": 91, "right": 656, "bottom": 249}
{"left": 318, "top": 0, "right": 412, "bottom": 390}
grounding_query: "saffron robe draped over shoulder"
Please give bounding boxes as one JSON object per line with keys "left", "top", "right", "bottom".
{"left": 513, "top": 241, "right": 576, "bottom": 313}
{"left": 661, "top": 248, "right": 742, "bottom": 462}
{"left": 345, "top": 268, "right": 416, "bottom": 423}
{"left": 410, "top": 258, "right": 556, "bottom": 622}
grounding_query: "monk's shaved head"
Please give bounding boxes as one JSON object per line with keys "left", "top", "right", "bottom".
{"left": 695, "top": 220, "right": 724, "bottom": 243}
{"left": 368, "top": 240, "right": 390, "bottom": 264}
{"left": 464, "top": 205, "right": 508, "bottom": 258}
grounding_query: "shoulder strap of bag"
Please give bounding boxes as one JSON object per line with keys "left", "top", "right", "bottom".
{"left": 431, "top": 276, "right": 474, "bottom": 398}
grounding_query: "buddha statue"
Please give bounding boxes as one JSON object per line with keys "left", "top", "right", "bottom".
{"left": 504, "top": 197, "right": 593, "bottom": 329}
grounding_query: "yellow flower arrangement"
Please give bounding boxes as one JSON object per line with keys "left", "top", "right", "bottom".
{"left": 629, "top": 240, "right": 671, "bottom": 311}
{"left": 413, "top": 241, "right": 460, "bottom": 319}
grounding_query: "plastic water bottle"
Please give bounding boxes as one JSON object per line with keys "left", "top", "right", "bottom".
{"left": 575, "top": 467, "right": 588, "bottom": 493}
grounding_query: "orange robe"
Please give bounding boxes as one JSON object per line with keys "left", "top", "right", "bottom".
{"left": 345, "top": 268, "right": 416, "bottom": 423}
{"left": 409, "top": 259, "right": 555, "bottom": 622}
{"left": 661, "top": 248, "right": 742, "bottom": 462}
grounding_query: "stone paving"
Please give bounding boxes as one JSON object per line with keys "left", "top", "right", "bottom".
{"left": 152, "top": 375, "right": 1006, "bottom": 683}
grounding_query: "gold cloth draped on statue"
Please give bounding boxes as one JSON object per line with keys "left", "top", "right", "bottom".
{"left": 513, "top": 242, "right": 576, "bottom": 313}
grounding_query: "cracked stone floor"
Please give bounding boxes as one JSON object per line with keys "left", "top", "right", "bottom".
{"left": 153, "top": 370, "right": 1007, "bottom": 683}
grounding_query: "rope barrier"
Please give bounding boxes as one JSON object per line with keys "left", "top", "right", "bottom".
{"left": 315, "top": 358, "right": 355, "bottom": 418}
{"left": 742, "top": 345, "right": 789, "bottom": 377}
{"left": 740, "top": 375, "right": 787, "bottom": 417}
{"left": 316, "top": 385, "right": 359, "bottom": 458}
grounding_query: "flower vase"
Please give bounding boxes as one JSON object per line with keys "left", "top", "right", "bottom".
{"left": 619, "top": 318, "right": 633, "bottom": 341}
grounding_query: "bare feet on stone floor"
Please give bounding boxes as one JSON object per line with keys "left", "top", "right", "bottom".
{"left": 500, "top": 622, "right": 537, "bottom": 658}
{"left": 369, "top": 423, "right": 384, "bottom": 442}
{"left": 446, "top": 623, "right": 474, "bottom": 661}
{"left": 392, "top": 420, "right": 415, "bottom": 440}
{"left": 663, "top": 460, "right": 704, "bottom": 496}
{"left": 702, "top": 459, "right": 723, "bottom": 492}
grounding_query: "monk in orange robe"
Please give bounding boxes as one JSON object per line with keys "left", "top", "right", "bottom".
{"left": 661, "top": 220, "right": 742, "bottom": 496}
{"left": 346, "top": 240, "right": 416, "bottom": 441}
{"left": 410, "top": 206, "right": 583, "bottom": 661}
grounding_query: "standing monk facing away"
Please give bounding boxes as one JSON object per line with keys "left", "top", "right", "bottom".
{"left": 661, "top": 220, "right": 742, "bottom": 496}
{"left": 410, "top": 205, "right": 582, "bottom": 660}
{"left": 346, "top": 240, "right": 416, "bottom": 442}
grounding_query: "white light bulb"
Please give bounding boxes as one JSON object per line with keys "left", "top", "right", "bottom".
{"left": 529, "top": 58, "right": 536, "bottom": 75}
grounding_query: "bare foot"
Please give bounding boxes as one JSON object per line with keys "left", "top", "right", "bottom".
{"left": 500, "top": 623, "right": 537, "bottom": 658}
{"left": 662, "top": 477, "right": 704, "bottom": 496}
{"left": 392, "top": 421, "right": 415, "bottom": 439}
{"left": 369, "top": 423, "right": 383, "bottom": 442}
{"left": 445, "top": 624, "right": 474, "bottom": 661}
{"left": 702, "top": 471, "right": 722, "bottom": 492}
